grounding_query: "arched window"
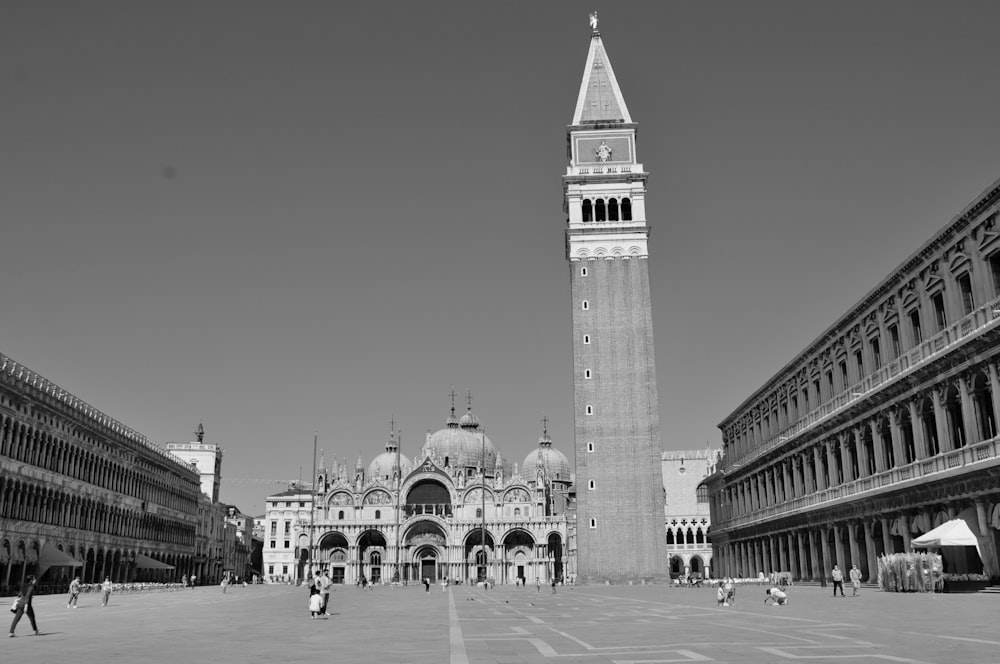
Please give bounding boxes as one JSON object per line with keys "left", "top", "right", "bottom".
{"left": 582, "top": 199, "right": 593, "bottom": 222}
{"left": 476, "top": 508, "right": 482, "bottom": 518}
{"left": 338, "top": 510, "right": 344, "bottom": 520}
{"left": 370, "top": 551, "right": 381, "bottom": 565}
{"left": 666, "top": 530, "right": 675, "bottom": 545}
{"left": 595, "top": 199, "right": 606, "bottom": 222}
{"left": 374, "top": 509, "right": 381, "bottom": 520}
{"left": 621, "top": 198, "right": 632, "bottom": 221}
{"left": 608, "top": 198, "right": 619, "bottom": 221}
{"left": 514, "top": 507, "right": 520, "bottom": 516}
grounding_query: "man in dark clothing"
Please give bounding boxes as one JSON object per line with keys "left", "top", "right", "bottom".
{"left": 9, "top": 574, "right": 39, "bottom": 637}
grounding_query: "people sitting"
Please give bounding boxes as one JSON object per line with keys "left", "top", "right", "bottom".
{"left": 764, "top": 586, "right": 788, "bottom": 606}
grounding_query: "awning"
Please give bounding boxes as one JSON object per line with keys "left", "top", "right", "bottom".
{"left": 135, "top": 553, "right": 175, "bottom": 570}
{"left": 912, "top": 519, "right": 980, "bottom": 549}
{"left": 38, "top": 542, "right": 83, "bottom": 577}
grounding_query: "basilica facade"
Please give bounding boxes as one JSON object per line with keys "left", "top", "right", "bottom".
{"left": 262, "top": 402, "right": 574, "bottom": 586}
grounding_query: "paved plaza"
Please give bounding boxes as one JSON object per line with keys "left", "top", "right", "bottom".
{"left": 3, "top": 583, "right": 997, "bottom": 663}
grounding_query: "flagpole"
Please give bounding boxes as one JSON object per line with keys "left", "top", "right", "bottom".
{"left": 309, "top": 430, "right": 318, "bottom": 580}
{"left": 481, "top": 427, "right": 487, "bottom": 585}
{"left": 394, "top": 420, "right": 401, "bottom": 583}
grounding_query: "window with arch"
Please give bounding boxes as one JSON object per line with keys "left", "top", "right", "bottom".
{"left": 589, "top": 517, "right": 597, "bottom": 529}
{"left": 338, "top": 510, "right": 344, "bottom": 520}
{"left": 586, "top": 405, "right": 593, "bottom": 415}
{"left": 582, "top": 199, "right": 593, "bottom": 222}
{"left": 476, "top": 508, "right": 482, "bottom": 518}
{"left": 582, "top": 300, "right": 589, "bottom": 310}
{"left": 608, "top": 198, "right": 619, "bottom": 221}
{"left": 584, "top": 369, "right": 592, "bottom": 379}
{"left": 621, "top": 198, "right": 632, "bottom": 220}
{"left": 374, "top": 509, "right": 380, "bottom": 520}
{"left": 580, "top": 267, "right": 588, "bottom": 277}
{"left": 583, "top": 334, "right": 591, "bottom": 344}
{"left": 513, "top": 507, "right": 520, "bottom": 516}
{"left": 587, "top": 442, "right": 594, "bottom": 453}
{"left": 588, "top": 479, "right": 595, "bottom": 490}
{"left": 370, "top": 551, "right": 381, "bottom": 565}
{"left": 595, "top": 199, "right": 606, "bottom": 221}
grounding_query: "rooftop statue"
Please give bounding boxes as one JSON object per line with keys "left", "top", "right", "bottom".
{"left": 589, "top": 11, "right": 598, "bottom": 30}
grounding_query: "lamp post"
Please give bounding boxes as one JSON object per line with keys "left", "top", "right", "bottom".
{"left": 481, "top": 429, "right": 487, "bottom": 584}
{"left": 309, "top": 431, "right": 318, "bottom": 581}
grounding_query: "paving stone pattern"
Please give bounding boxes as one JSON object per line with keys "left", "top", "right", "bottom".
{"left": 3, "top": 583, "right": 997, "bottom": 663}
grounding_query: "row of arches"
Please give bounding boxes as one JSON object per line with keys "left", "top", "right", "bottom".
{"left": 0, "top": 476, "right": 194, "bottom": 546}
{"left": 581, "top": 197, "right": 632, "bottom": 222}
{"left": 0, "top": 538, "right": 189, "bottom": 594}
{"left": 667, "top": 527, "right": 706, "bottom": 545}
{"left": 717, "top": 365, "right": 1000, "bottom": 523}
{"left": 0, "top": 413, "right": 198, "bottom": 514}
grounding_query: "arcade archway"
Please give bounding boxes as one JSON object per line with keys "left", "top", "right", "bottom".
{"left": 403, "top": 520, "right": 447, "bottom": 583}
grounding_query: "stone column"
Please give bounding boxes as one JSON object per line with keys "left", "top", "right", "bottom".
{"left": 907, "top": 399, "right": 928, "bottom": 460}
{"left": 839, "top": 434, "right": 854, "bottom": 483}
{"left": 880, "top": 516, "right": 893, "bottom": 555}
{"left": 809, "top": 530, "right": 823, "bottom": 585}
{"left": 820, "top": 528, "right": 832, "bottom": 585}
{"left": 888, "top": 407, "right": 905, "bottom": 467}
{"left": 932, "top": 387, "right": 952, "bottom": 453}
{"left": 988, "top": 363, "right": 1000, "bottom": 437}
{"left": 796, "top": 531, "right": 808, "bottom": 581}
{"left": 855, "top": 426, "right": 870, "bottom": 477}
{"left": 959, "top": 374, "right": 980, "bottom": 445}
{"left": 833, "top": 523, "right": 846, "bottom": 570}
{"left": 782, "top": 460, "right": 792, "bottom": 501}
{"left": 975, "top": 501, "right": 1000, "bottom": 578}
{"left": 869, "top": 421, "right": 887, "bottom": 473}
{"left": 787, "top": 532, "right": 798, "bottom": 579}
{"left": 812, "top": 446, "right": 827, "bottom": 491}
{"left": 847, "top": 521, "right": 861, "bottom": 574}
{"left": 826, "top": 441, "right": 839, "bottom": 487}
{"left": 863, "top": 521, "right": 878, "bottom": 583}
{"left": 792, "top": 458, "right": 803, "bottom": 497}
{"left": 778, "top": 533, "right": 788, "bottom": 573}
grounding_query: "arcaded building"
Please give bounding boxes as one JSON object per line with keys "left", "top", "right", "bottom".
{"left": 566, "top": 18, "right": 668, "bottom": 583}
{"left": 262, "top": 401, "right": 573, "bottom": 585}
{"left": 0, "top": 352, "right": 201, "bottom": 591}
{"left": 663, "top": 448, "right": 721, "bottom": 579}
{"left": 704, "top": 178, "right": 1000, "bottom": 583}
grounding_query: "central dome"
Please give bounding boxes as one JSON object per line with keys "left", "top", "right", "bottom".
{"left": 427, "top": 407, "right": 496, "bottom": 470}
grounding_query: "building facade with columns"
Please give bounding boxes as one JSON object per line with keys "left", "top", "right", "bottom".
{"left": 704, "top": 178, "right": 1000, "bottom": 583}
{"left": 262, "top": 403, "right": 573, "bottom": 586}
{"left": 0, "top": 352, "right": 201, "bottom": 593}
{"left": 663, "top": 448, "right": 721, "bottom": 579}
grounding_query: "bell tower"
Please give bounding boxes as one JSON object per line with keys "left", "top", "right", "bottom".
{"left": 565, "top": 14, "right": 667, "bottom": 583}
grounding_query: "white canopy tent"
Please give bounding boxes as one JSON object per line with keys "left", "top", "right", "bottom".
{"left": 911, "top": 519, "right": 980, "bottom": 549}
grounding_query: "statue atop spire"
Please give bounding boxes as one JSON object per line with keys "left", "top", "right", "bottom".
{"left": 589, "top": 11, "right": 599, "bottom": 32}
{"left": 195, "top": 422, "right": 205, "bottom": 443}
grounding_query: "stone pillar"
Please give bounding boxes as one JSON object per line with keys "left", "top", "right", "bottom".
{"left": 809, "top": 530, "right": 823, "bottom": 585}
{"left": 959, "top": 374, "right": 980, "bottom": 445}
{"left": 908, "top": 399, "right": 928, "bottom": 460}
{"left": 870, "top": 421, "right": 887, "bottom": 474}
{"left": 826, "top": 441, "right": 839, "bottom": 487}
{"left": 888, "top": 407, "right": 905, "bottom": 468}
{"left": 988, "top": 363, "right": 1000, "bottom": 437}
{"left": 855, "top": 426, "right": 870, "bottom": 477}
{"left": 778, "top": 533, "right": 789, "bottom": 573}
{"left": 880, "top": 516, "right": 893, "bottom": 555}
{"left": 839, "top": 434, "right": 854, "bottom": 483}
{"left": 833, "top": 523, "right": 846, "bottom": 570}
{"left": 792, "top": 458, "right": 803, "bottom": 497}
{"left": 847, "top": 521, "right": 861, "bottom": 574}
{"left": 901, "top": 513, "right": 913, "bottom": 553}
{"left": 787, "top": 532, "right": 798, "bottom": 579}
{"left": 975, "top": 501, "right": 1000, "bottom": 578}
{"left": 812, "top": 446, "right": 827, "bottom": 491}
{"left": 782, "top": 460, "right": 792, "bottom": 502}
{"left": 820, "top": 528, "right": 832, "bottom": 585}
{"left": 932, "top": 387, "right": 952, "bottom": 453}
{"left": 863, "top": 521, "right": 878, "bottom": 583}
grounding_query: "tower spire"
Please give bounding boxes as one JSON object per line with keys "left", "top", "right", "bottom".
{"left": 572, "top": 19, "right": 632, "bottom": 125}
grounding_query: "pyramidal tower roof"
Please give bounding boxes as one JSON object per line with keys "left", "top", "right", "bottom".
{"left": 571, "top": 18, "right": 632, "bottom": 125}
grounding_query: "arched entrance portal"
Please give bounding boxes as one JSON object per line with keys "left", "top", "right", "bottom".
{"left": 403, "top": 520, "right": 447, "bottom": 583}
{"left": 357, "top": 530, "right": 387, "bottom": 586}
{"left": 503, "top": 529, "right": 535, "bottom": 585}
{"left": 547, "top": 533, "right": 563, "bottom": 583}
{"left": 670, "top": 555, "right": 683, "bottom": 579}
{"left": 465, "top": 530, "right": 496, "bottom": 583}
{"left": 317, "top": 532, "right": 349, "bottom": 584}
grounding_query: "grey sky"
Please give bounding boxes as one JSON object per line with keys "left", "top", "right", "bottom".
{"left": 3, "top": 1, "right": 999, "bottom": 514}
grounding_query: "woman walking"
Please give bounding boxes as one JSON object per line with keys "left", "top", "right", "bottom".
{"left": 9, "top": 574, "right": 39, "bottom": 637}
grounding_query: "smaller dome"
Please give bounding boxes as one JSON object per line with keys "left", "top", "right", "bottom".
{"left": 458, "top": 409, "right": 480, "bottom": 429}
{"left": 523, "top": 429, "right": 571, "bottom": 482}
{"left": 368, "top": 451, "right": 412, "bottom": 481}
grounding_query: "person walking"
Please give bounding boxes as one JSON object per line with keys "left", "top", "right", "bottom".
{"left": 849, "top": 565, "right": 862, "bottom": 596}
{"left": 221, "top": 576, "right": 229, "bottom": 594}
{"left": 67, "top": 576, "right": 81, "bottom": 608}
{"left": 423, "top": 577, "right": 430, "bottom": 593}
{"left": 831, "top": 565, "right": 845, "bottom": 597}
{"left": 9, "top": 574, "right": 39, "bottom": 637}
{"left": 535, "top": 577, "right": 541, "bottom": 593}
{"left": 308, "top": 588, "right": 323, "bottom": 620}
{"left": 101, "top": 577, "right": 113, "bottom": 606}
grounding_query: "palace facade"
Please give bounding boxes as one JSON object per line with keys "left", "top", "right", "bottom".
{"left": 704, "top": 178, "right": 1000, "bottom": 583}
{"left": 262, "top": 402, "right": 573, "bottom": 585}
{"left": 0, "top": 352, "right": 201, "bottom": 592}
{"left": 663, "top": 448, "right": 720, "bottom": 579}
